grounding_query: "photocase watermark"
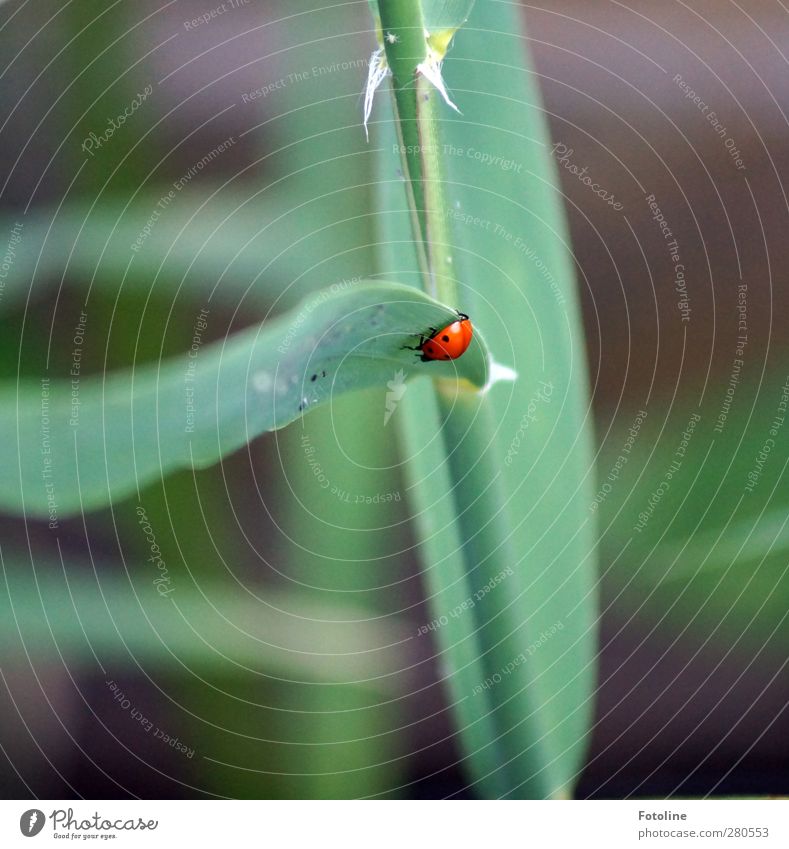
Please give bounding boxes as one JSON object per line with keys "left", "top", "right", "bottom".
{"left": 448, "top": 207, "right": 565, "bottom": 306}
{"left": 300, "top": 433, "right": 401, "bottom": 504}
{"left": 416, "top": 566, "right": 514, "bottom": 637}
{"left": 744, "top": 376, "right": 789, "bottom": 493}
{"left": 173, "top": 136, "right": 237, "bottom": 193}
{"left": 673, "top": 74, "right": 746, "bottom": 171}
{"left": 0, "top": 220, "right": 23, "bottom": 305}
{"left": 131, "top": 136, "right": 237, "bottom": 253}
{"left": 393, "top": 141, "right": 523, "bottom": 174}
{"left": 185, "top": 307, "right": 210, "bottom": 434}
{"left": 69, "top": 310, "right": 87, "bottom": 428}
{"left": 550, "top": 143, "right": 624, "bottom": 211}
{"left": 80, "top": 84, "right": 153, "bottom": 158}
{"left": 471, "top": 621, "right": 565, "bottom": 695}
{"left": 135, "top": 506, "right": 174, "bottom": 597}
{"left": 41, "top": 378, "right": 58, "bottom": 529}
{"left": 634, "top": 411, "right": 701, "bottom": 532}
{"left": 714, "top": 283, "right": 748, "bottom": 434}
{"left": 590, "top": 408, "right": 647, "bottom": 513}
{"left": 504, "top": 381, "right": 553, "bottom": 465}
{"left": 183, "top": 0, "right": 249, "bottom": 30}
{"left": 645, "top": 193, "right": 691, "bottom": 323}
{"left": 277, "top": 276, "right": 361, "bottom": 354}
{"left": 241, "top": 57, "right": 369, "bottom": 103}
{"left": 107, "top": 679, "right": 195, "bottom": 758}
{"left": 384, "top": 369, "right": 408, "bottom": 426}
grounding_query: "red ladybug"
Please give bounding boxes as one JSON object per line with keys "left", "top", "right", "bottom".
{"left": 407, "top": 312, "right": 473, "bottom": 362}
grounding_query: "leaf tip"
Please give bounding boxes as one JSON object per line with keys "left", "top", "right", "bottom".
{"left": 480, "top": 357, "right": 518, "bottom": 395}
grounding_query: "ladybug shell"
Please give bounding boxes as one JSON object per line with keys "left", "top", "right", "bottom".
{"left": 420, "top": 317, "right": 474, "bottom": 361}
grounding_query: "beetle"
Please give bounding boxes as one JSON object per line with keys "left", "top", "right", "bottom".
{"left": 405, "top": 312, "right": 473, "bottom": 362}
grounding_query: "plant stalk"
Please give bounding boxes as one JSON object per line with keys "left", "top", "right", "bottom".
{"left": 376, "top": 0, "right": 459, "bottom": 304}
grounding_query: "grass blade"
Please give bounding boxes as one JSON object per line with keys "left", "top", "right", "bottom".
{"left": 0, "top": 281, "right": 489, "bottom": 517}
{"left": 373, "top": 0, "right": 598, "bottom": 797}
{"left": 0, "top": 186, "right": 374, "bottom": 316}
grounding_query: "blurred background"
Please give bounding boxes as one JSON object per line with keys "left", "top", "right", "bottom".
{"left": 0, "top": 0, "right": 788, "bottom": 798}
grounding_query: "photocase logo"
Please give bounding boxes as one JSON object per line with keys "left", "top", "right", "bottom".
{"left": 383, "top": 369, "right": 408, "bottom": 426}
{"left": 20, "top": 809, "right": 45, "bottom": 837}
{"left": 16, "top": 807, "right": 159, "bottom": 838}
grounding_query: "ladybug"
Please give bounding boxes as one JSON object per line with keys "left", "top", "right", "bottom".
{"left": 406, "top": 312, "right": 473, "bottom": 362}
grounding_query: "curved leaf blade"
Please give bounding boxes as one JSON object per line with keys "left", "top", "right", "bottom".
{"left": 1, "top": 281, "right": 488, "bottom": 517}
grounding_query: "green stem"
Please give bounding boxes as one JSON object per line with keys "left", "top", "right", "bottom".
{"left": 416, "top": 75, "right": 458, "bottom": 305}
{"left": 389, "top": 99, "right": 433, "bottom": 293}
{"left": 377, "top": 0, "right": 459, "bottom": 304}
{"left": 376, "top": 2, "right": 429, "bottom": 291}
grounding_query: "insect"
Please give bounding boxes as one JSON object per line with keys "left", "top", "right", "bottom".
{"left": 405, "top": 311, "right": 473, "bottom": 362}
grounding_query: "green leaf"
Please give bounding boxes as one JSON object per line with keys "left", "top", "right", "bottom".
{"left": 374, "top": 0, "right": 598, "bottom": 797}
{"left": 1, "top": 554, "right": 416, "bottom": 798}
{"left": 0, "top": 280, "right": 488, "bottom": 518}
{"left": 397, "top": 380, "right": 514, "bottom": 796}
{"left": 422, "top": 0, "right": 475, "bottom": 30}
{"left": 0, "top": 186, "right": 374, "bottom": 316}
{"left": 0, "top": 563, "right": 418, "bottom": 686}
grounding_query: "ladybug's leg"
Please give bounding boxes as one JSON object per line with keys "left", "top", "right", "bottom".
{"left": 455, "top": 311, "right": 469, "bottom": 321}
{"left": 401, "top": 334, "right": 427, "bottom": 352}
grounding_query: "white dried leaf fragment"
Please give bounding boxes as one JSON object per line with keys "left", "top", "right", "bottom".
{"left": 362, "top": 24, "right": 464, "bottom": 140}
{"left": 363, "top": 47, "right": 390, "bottom": 141}
{"left": 417, "top": 54, "right": 461, "bottom": 113}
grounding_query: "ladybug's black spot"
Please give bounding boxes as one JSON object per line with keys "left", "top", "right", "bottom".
{"left": 442, "top": 335, "right": 450, "bottom": 342}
